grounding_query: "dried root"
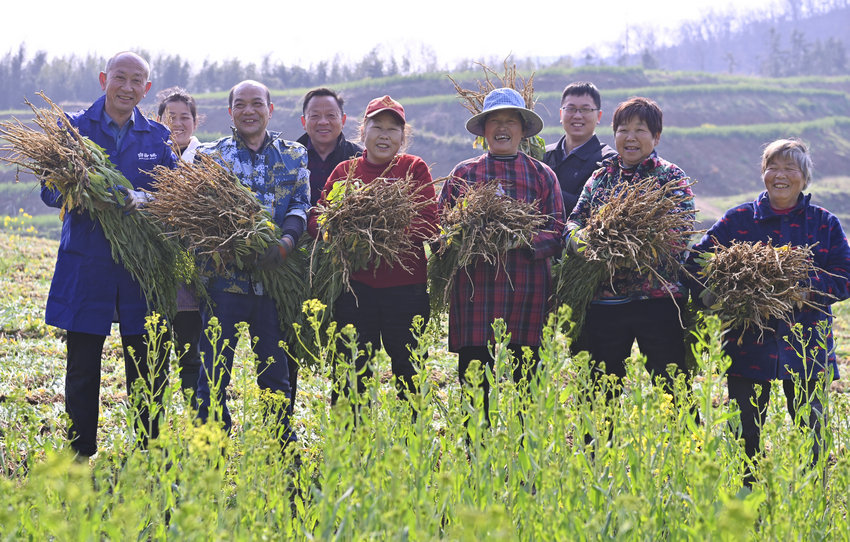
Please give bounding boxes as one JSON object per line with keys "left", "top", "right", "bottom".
{"left": 428, "top": 178, "right": 549, "bottom": 314}
{"left": 310, "top": 158, "right": 435, "bottom": 297}
{"left": 694, "top": 239, "right": 828, "bottom": 343}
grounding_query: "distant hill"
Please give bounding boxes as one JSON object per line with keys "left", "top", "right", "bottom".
{"left": 3, "top": 65, "right": 850, "bottom": 237}
{"left": 638, "top": 5, "right": 850, "bottom": 76}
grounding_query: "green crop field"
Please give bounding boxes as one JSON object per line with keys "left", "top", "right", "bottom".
{"left": 2, "top": 224, "right": 850, "bottom": 539}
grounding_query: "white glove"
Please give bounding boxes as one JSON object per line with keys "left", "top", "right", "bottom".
{"left": 118, "top": 186, "right": 152, "bottom": 211}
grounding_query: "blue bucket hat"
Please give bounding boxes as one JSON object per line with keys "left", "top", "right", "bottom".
{"left": 465, "top": 87, "right": 544, "bottom": 138}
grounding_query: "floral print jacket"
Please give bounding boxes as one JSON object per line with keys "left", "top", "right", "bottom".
{"left": 566, "top": 151, "right": 695, "bottom": 303}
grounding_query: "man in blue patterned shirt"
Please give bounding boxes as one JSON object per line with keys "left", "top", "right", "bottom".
{"left": 195, "top": 80, "right": 310, "bottom": 448}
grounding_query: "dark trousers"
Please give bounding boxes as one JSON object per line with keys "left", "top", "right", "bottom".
{"left": 331, "top": 282, "right": 430, "bottom": 405}
{"left": 197, "top": 291, "right": 294, "bottom": 443}
{"left": 582, "top": 298, "right": 689, "bottom": 396}
{"left": 65, "top": 330, "right": 170, "bottom": 456}
{"left": 172, "top": 310, "right": 202, "bottom": 403}
{"left": 457, "top": 344, "right": 540, "bottom": 427}
{"left": 727, "top": 375, "right": 825, "bottom": 474}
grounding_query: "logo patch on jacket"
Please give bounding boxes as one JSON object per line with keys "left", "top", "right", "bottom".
{"left": 137, "top": 152, "right": 158, "bottom": 161}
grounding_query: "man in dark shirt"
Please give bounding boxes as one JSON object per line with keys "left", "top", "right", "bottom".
{"left": 296, "top": 87, "right": 363, "bottom": 206}
{"left": 543, "top": 81, "right": 617, "bottom": 214}
{"left": 292, "top": 87, "right": 362, "bottom": 421}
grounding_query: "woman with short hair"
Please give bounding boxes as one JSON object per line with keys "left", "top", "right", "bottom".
{"left": 689, "top": 138, "right": 850, "bottom": 485}
{"left": 157, "top": 86, "right": 204, "bottom": 401}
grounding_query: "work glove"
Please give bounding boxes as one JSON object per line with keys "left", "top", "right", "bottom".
{"left": 565, "top": 228, "right": 586, "bottom": 256}
{"left": 698, "top": 288, "right": 719, "bottom": 310}
{"left": 256, "top": 235, "right": 295, "bottom": 270}
{"left": 116, "top": 185, "right": 152, "bottom": 211}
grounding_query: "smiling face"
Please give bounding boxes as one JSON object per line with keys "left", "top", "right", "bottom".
{"left": 229, "top": 82, "right": 273, "bottom": 149}
{"left": 614, "top": 116, "right": 660, "bottom": 168}
{"left": 483, "top": 109, "right": 524, "bottom": 156}
{"left": 560, "top": 93, "right": 602, "bottom": 148}
{"left": 99, "top": 53, "right": 151, "bottom": 125}
{"left": 160, "top": 100, "right": 197, "bottom": 148}
{"left": 763, "top": 156, "right": 806, "bottom": 210}
{"left": 362, "top": 110, "right": 404, "bottom": 165}
{"left": 301, "top": 95, "right": 345, "bottom": 151}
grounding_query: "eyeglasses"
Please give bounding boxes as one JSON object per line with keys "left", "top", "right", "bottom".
{"left": 561, "top": 106, "right": 599, "bottom": 115}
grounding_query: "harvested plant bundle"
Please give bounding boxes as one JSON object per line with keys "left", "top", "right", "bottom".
{"left": 695, "top": 239, "right": 824, "bottom": 342}
{"left": 428, "top": 179, "right": 548, "bottom": 314}
{"left": 580, "top": 175, "right": 696, "bottom": 278}
{"left": 146, "top": 155, "right": 309, "bottom": 335}
{"left": 311, "top": 160, "right": 434, "bottom": 296}
{"left": 447, "top": 61, "right": 545, "bottom": 159}
{"left": 550, "top": 254, "right": 607, "bottom": 342}
{"left": 0, "top": 92, "right": 182, "bottom": 318}
{"left": 449, "top": 61, "right": 536, "bottom": 118}
{"left": 550, "top": 176, "right": 696, "bottom": 339}
{"left": 147, "top": 154, "right": 279, "bottom": 272}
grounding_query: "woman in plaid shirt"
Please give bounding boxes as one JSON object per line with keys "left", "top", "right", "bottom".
{"left": 439, "top": 88, "right": 565, "bottom": 427}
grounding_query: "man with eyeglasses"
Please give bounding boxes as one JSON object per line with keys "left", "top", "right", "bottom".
{"left": 544, "top": 81, "right": 616, "bottom": 214}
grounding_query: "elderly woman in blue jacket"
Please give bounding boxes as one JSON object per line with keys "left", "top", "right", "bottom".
{"left": 690, "top": 138, "right": 850, "bottom": 484}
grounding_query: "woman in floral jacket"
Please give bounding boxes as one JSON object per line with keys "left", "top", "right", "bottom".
{"left": 565, "top": 96, "right": 694, "bottom": 401}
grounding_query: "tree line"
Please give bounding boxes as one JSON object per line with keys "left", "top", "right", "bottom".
{"left": 0, "top": 44, "right": 521, "bottom": 110}
{"left": 1, "top": 0, "right": 848, "bottom": 110}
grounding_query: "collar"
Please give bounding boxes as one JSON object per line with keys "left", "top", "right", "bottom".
{"left": 83, "top": 95, "right": 152, "bottom": 134}
{"left": 613, "top": 150, "right": 661, "bottom": 173}
{"left": 104, "top": 109, "right": 135, "bottom": 132}
{"left": 231, "top": 127, "right": 278, "bottom": 152}
{"left": 562, "top": 134, "right": 597, "bottom": 158}
{"left": 754, "top": 190, "right": 808, "bottom": 219}
{"left": 299, "top": 132, "right": 346, "bottom": 157}
{"left": 358, "top": 151, "right": 404, "bottom": 174}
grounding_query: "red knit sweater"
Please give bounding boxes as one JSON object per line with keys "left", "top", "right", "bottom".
{"left": 307, "top": 152, "right": 438, "bottom": 288}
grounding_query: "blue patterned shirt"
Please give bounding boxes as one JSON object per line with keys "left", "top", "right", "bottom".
{"left": 196, "top": 129, "right": 310, "bottom": 295}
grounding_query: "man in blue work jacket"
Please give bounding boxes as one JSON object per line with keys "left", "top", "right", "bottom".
{"left": 41, "top": 51, "right": 178, "bottom": 458}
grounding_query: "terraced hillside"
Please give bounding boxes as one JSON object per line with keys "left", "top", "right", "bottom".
{"left": 3, "top": 66, "right": 850, "bottom": 236}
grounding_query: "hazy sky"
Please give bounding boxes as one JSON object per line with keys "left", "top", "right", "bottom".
{"left": 6, "top": 0, "right": 785, "bottom": 69}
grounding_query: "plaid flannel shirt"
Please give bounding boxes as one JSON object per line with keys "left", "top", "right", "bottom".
{"left": 439, "top": 152, "right": 565, "bottom": 351}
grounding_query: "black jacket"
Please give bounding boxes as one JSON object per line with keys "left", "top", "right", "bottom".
{"left": 543, "top": 134, "right": 616, "bottom": 214}
{"left": 296, "top": 132, "right": 363, "bottom": 205}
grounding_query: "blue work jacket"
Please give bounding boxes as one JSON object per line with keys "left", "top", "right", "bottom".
{"left": 690, "top": 191, "right": 850, "bottom": 380}
{"left": 40, "top": 95, "right": 177, "bottom": 335}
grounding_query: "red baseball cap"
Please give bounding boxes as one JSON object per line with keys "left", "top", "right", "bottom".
{"left": 364, "top": 95, "right": 405, "bottom": 123}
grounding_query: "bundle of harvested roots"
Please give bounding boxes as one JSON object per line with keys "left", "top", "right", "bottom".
{"left": 428, "top": 178, "right": 548, "bottom": 314}
{"left": 310, "top": 160, "right": 435, "bottom": 296}
{"left": 579, "top": 175, "right": 696, "bottom": 277}
{"left": 447, "top": 60, "right": 545, "bottom": 159}
{"left": 550, "top": 175, "right": 696, "bottom": 340}
{"left": 0, "top": 92, "right": 183, "bottom": 318}
{"left": 694, "top": 239, "right": 825, "bottom": 342}
{"left": 146, "top": 153, "right": 279, "bottom": 272}
{"left": 146, "top": 154, "right": 309, "bottom": 335}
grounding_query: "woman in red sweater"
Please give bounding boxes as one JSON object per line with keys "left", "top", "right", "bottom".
{"left": 308, "top": 95, "right": 438, "bottom": 405}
